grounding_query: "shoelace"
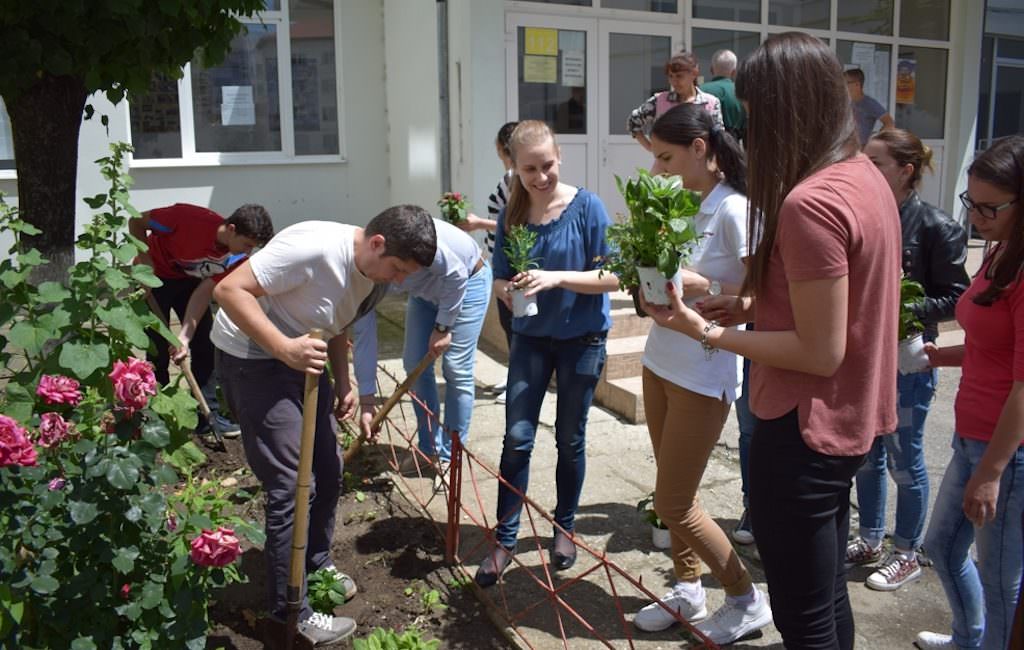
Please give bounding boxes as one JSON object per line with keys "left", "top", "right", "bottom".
{"left": 304, "top": 611, "right": 334, "bottom": 631}
{"left": 876, "top": 554, "right": 914, "bottom": 580}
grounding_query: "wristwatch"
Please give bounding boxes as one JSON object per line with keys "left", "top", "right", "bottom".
{"left": 708, "top": 280, "right": 722, "bottom": 297}
{"left": 433, "top": 323, "right": 451, "bottom": 334}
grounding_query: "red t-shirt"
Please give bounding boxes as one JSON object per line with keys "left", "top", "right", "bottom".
{"left": 954, "top": 254, "right": 1024, "bottom": 442}
{"left": 750, "top": 154, "right": 901, "bottom": 456}
{"left": 145, "top": 203, "right": 237, "bottom": 280}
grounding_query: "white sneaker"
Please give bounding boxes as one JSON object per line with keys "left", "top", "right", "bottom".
{"left": 694, "top": 589, "right": 772, "bottom": 645}
{"left": 866, "top": 552, "right": 921, "bottom": 591}
{"left": 633, "top": 583, "right": 708, "bottom": 632}
{"left": 495, "top": 390, "right": 506, "bottom": 405}
{"left": 915, "top": 631, "right": 957, "bottom": 649}
{"left": 432, "top": 460, "right": 450, "bottom": 492}
{"left": 490, "top": 381, "right": 507, "bottom": 393}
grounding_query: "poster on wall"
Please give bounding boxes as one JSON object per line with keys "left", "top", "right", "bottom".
{"left": 221, "top": 85, "right": 256, "bottom": 126}
{"left": 897, "top": 57, "right": 916, "bottom": 105}
{"left": 524, "top": 27, "right": 558, "bottom": 56}
{"left": 523, "top": 55, "right": 557, "bottom": 84}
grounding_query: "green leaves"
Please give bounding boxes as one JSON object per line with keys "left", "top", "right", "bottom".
{"left": 899, "top": 276, "right": 927, "bottom": 341}
{"left": 59, "top": 342, "right": 111, "bottom": 379}
{"left": 503, "top": 225, "right": 541, "bottom": 274}
{"left": 605, "top": 168, "right": 704, "bottom": 290}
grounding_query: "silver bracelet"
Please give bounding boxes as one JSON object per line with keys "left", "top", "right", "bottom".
{"left": 701, "top": 320, "right": 720, "bottom": 360}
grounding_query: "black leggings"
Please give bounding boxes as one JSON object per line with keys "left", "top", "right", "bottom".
{"left": 749, "top": 409, "right": 865, "bottom": 650}
{"left": 146, "top": 277, "right": 214, "bottom": 388}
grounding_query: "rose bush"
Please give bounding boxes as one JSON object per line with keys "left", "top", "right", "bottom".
{"left": 0, "top": 144, "right": 263, "bottom": 649}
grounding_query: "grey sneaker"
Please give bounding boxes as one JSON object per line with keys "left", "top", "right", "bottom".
{"left": 272, "top": 612, "right": 356, "bottom": 647}
{"left": 323, "top": 565, "right": 358, "bottom": 601}
{"left": 732, "top": 509, "right": 754, "bottom": 545}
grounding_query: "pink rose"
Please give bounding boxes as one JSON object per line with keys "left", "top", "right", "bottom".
{"left": 36, "top": 375, "right": 82, "bottom": 406}
{"left": 48, "top": 477, "right": 66, "bottom": 491}
{"left": 37, "top": 412, "right": 72, "bottom": 448}
{"left": 120, "top": 583, "right": 131, "bottom": 599}
{"left": 109, "top": 358, "right": 158, "bottom": 414}
{"left": 189, "top": 527, "right": 242, "bottom": 567}
{"left": 0, "top": 415, "right": 38, "bottom": 468}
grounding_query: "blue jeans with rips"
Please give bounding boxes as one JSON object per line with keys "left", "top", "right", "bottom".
{"left": 403, "top": 264, "right": 492, "bottom": 462}
{"left": 855, "top": 368, "right": 936, "bottom": 550}
{"left": 493, "top": 331, "right": 607, "bottom": 548}
{"left": 924, "top": 434, "right": 1024, "bottom": 649}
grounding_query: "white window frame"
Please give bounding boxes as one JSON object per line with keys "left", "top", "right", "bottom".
{"left": 128, "top": 1, "right": 347, "bottom": 168}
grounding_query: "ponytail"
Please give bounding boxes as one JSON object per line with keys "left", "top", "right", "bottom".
{"left": 505, "top": 173, "right": 530, "bottom": 232}
{"left": 708, "top": 126, "right": 747, "bottom": 196}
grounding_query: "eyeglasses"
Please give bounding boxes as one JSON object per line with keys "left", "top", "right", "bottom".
{"left": 959, "top": 191, "right": 1018, "bottom": 220}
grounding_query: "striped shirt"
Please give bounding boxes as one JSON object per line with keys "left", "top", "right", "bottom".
{"left": 484, "top": 172, "right": 513, "bottom": 258}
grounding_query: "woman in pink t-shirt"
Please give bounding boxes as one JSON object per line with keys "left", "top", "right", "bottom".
{"left": 915, "top": 135, "right": 1024, "bottom": 650}
{"left": 643, "top": 32, "right": 901, "bottom": 649}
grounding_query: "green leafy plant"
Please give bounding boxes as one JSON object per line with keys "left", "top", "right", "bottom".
{"left": 603, "top": 168, "right": 703, "bottom": 290}
{"left": 307, "top": 568, "right": 350, "bottom": 614}
{"left": 354, "top": 626, "right": 440, "bottom": 650}
{"left": 899, "top": 277, "right": 927, "bottom": 341}
{"left": 636, "top": 491, "right": 666, "bottom": 530}
{"left": 437, "top": 191, "right": 469, "bottom": 224}
{"left": 0, "top": 143, "right": 262, "bottom": 649}
{"left": 403, "top": 580, "right": 447, "bottom": 615}
{"left": 503, "top": 225, "right": 541, "bottom": 275}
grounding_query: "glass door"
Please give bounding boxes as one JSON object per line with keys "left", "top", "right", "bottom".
{"left": 506, "top": 13, "right": 598, "bottom": 191}
{"left": 598, "top": 21, "right": 681, "bottom": 219}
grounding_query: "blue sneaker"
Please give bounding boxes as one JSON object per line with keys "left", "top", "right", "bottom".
{"left": 210, "top": 412, "right": 241, "bottom": 439}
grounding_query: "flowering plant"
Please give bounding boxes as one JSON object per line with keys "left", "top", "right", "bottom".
{"left": 437, "top": 191, "right": 469, "bottom": 224}
{"left": 0, "top": 144, "right": 262, "bottom": 649}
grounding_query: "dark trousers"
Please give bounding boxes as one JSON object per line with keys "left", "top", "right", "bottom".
{"left": 217, "top": 350, "right": 342, "bottom": 620}
{"left": 749, "top": 409, "right": 865, "bottom": 650}
{"left": 497, "top": 296, "right": 513, "bottom": 350}
{"left": 147, "top": 277, "right": 214, "bottom": 388}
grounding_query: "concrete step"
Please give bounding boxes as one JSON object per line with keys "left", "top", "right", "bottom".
{"left": 594, "top": 374, "right": 645, "bottom": 424}
{"left": 603, "top": 335, "right": 646, "bottom": 380}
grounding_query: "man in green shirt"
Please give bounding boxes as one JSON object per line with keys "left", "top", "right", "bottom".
{"left": 700, "top": 49, "right": 746, "bottom": 143}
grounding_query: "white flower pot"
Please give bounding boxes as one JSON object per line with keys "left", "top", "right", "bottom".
{"left": 637, "top": 266, "right": 683, "bottom": 306}
{"left": 510, "top": 289, "right": 538, "bottom": 318}
{"left": 898, "top": 334, "right": 929, "bottom": 374}
{"left": 651, "top": 524, "right": 671, "bottom": 550}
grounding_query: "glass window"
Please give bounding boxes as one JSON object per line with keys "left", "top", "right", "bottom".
{"left": 894, "top": 45, "right": 948, "bottom": 139}
{"left": 998, "top": 37, "right": 1024, "bottom": 59}
{"left": 290, "top": 0, "right": 338, "bottom": 155}
{"left": 693, "top": 0, "right": 759, "bottom": 23}
{"left": 691, "top": 29, "right": 761, "bottom": 84}
{"left": 899, "top": 0, "right": 949, "bottom": 41}
{"left": 769, "top": 0, "right": 829, "bottom": 30}
{"left": 608, "top": 33, "right": 671, "bottom": 135}
{"left": 518, "top": 0, "right": 591, "bottom": 5}
{"left": 602, "top": 0, "right": 677, "bottom": 12}
{"left": 517, "top": 27, "right": 588, "bottom": 134}
{"left": 0, "top": 99, "right": 14, "bottom": 170}
{"left": 837, "top": 40, "right": 892, "bottom": 108}
{"left": 130, "top": 74, "right": 183, "bottom": 160}
{"left": 992, "top": 65, "right": 1024, "bottom": 140}
{"left": 838, "top": 0, "right": 893, "bottom": 35}
{"left": 977, "top": 36, "right": 994, "bottom": 146}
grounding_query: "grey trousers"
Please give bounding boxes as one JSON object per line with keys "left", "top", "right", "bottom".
{"left": 216, "top": 350, "right": 342, "bottom": 620}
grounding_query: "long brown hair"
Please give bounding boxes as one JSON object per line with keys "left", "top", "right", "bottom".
{"left": 868, "top": 128, "right": 934, "bottom": 190}
{"left": 969, "top": 135, "right": 1024, "bottom": 306}
{"left": 504, "top": 120, "right": 557, "bottom": 232}
{"left": 735, "top": 32, "right": 860, "bottom": 295}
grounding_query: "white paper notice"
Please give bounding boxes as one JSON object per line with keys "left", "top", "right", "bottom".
{"left": 0, "top": 103, "right": 13, "bottom": 160}
{"left": 851, "top": 42, "right": 875, "bottom": 71}
{"left": 873, "top": 50, "right": 891, "bottom": 105}
{"left": 562, "top": 50, "right": 585, "bottom": 87}
{"left": 221, "top": 86, "right": 255, "bottom": 126}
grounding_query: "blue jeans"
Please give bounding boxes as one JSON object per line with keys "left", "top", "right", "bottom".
{"left": 855, "top": 369, "right": 936, "bottom": 550}
{"left": 494, "top": 331, "right": 607, "bottom": 548}
{"left": 403, "top": 264, "right": 491, "bottom": 462}
{"left": 924, "top": 435, "right": 1024, "bottom": 649}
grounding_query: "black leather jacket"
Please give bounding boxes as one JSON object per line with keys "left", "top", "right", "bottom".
{"left": 900, "top": 191, "right": 970, "bottom": 340}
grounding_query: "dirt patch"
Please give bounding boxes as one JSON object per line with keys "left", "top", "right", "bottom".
{"left": 195, "top": 437, "right": 512, "bottom": 649}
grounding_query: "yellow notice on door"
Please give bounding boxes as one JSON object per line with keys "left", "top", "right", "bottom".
{"left": 523, "top": 55, "right": 557, "bottom": 83}
{"left": 524, "top": 27, "right": 558, "bottom": 56}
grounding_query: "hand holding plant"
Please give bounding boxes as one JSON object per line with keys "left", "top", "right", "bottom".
{"left": 437, "top": 192, "right": 469, "bottom": 224}
{"left": 898, "top": 276, "right": 927, "bottom": 341}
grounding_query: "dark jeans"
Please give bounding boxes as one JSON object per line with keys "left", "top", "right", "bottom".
{"left": 147, "top": 277, "right": 214, "bottom": 388}
{"left": 494, "top": 331, "right": 607, "bottom": 548}
{"left": 749, "top": 409, "right": 865, "bottom": 650}
{"left": 497, "top": 296, "right": 513, "bottom": 351}
{"left": 217, "top": 350, "right": 342, "bottom": 620}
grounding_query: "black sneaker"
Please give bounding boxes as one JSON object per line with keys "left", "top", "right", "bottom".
{"left": 732, "top": 509, "right": 754, "bottom": 545}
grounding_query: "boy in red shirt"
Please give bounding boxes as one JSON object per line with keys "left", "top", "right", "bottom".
{"left": 130, "top": 203, "right": 274, "bottom": 437}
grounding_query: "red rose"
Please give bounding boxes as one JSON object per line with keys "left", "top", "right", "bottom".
{"left": 189, "top": 527, "right": 242, "bottom": 567}
{"left": 36, "top": 375, "right": 82, "bottom": 406}
{"left": 109, "top": 358, "right": 158, "bottom": 414}
{"left": 0, "top": 415, "right": 37, "bottom": 468}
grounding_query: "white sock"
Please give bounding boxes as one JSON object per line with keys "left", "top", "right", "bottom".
{"left": 675, "top": 580, "right": 705, "bottom": 601}
{"left": 726, "top": 587, "right": 758, "bottom": 608}
{"left": 895, "top": 548, "right": 916, "bottom": 561}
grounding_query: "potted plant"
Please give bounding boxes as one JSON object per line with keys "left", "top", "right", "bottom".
{"left": 898, "top": 276, "right": 929, "bottom": 374}
{"left": 503, "top": 224, "right": 541, "bottom": 318}
{"left": 604, "top": 168, "right": 702, "bottom": 306}
{"left": 437, "top": 191, "right": 469, "bottom": 225}
{"left": 637, "top": 491, "right": 671, "bottom": 550}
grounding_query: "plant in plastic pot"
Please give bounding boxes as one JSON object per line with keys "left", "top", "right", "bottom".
{"left": 503, "top": 224, "right": 541, "bottom": 318}
{"left": 636, "top": 491, "right": 671, "bottom": 549}
{"left": 898, "top": 276, "right": 929, "bottom": 374}
{"left": 604, "top": 168, "right": 702, "bottom": 306}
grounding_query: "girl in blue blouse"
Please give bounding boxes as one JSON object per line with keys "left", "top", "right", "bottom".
{"left": 475, "top": 120, "right": 620, "bottom": 587}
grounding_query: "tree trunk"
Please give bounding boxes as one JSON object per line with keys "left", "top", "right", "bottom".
{"left": 6, "top": 75, "right": 89, "bottom": 283}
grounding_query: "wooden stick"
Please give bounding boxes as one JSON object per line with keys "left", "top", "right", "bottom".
{"left": 342, "top": 353, "right": 433, "bottom": 463}
{"left": 285, "top": 328, "right": 324, "bottom": 649}
{"left": 180, "top": 357, "right": 211, "bottom": 417}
